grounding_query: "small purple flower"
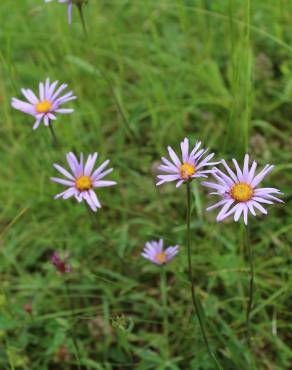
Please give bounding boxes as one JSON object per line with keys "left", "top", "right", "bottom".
{"left": 202, "top": 154, "right": 284, "bottom": 225}
{"left": 157, "top": 138, "right": 218, "bottom": 188}
{"left": 51, "top": 251, "right": 72, "bottom": 274}
{"left": 51, "top": 152, "right": 117, "bottom": 212}
{"left": 45, "top": 0, "right": 73, "bottom": 24}
{"left": 11, "top": 78, "right": 76, "bottom": 130}
{"left": 142, "top": 239, "right": 179, "bottom": 265}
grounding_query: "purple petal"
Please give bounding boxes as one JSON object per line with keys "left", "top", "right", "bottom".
{"left": 247, "top": 160, "right": 257, "bottom": 183}
{"left": 232, "top": 159, "right": 244, "bottom": 182}
{"left": 161, "top": 156, "right": 179, "bottom": 172}
{"left": 234, "top": 203, "right": 245, "bottom": 222}
{"left": 84, "top": 191, "right": 97, "bottom": 212}
{"left": 91, "top": 159, "right": 110, "bottom": 180}
{"left": 51, "top": 177, "right": 75, "bottom": 186}
{"left": 180, "top": 138, "right": 189, "bottom": 163}
{"left": 242, "top": 154, "right": 250, "bottom": 181}
{"left": 221, "top": 159, "right": 238, "bottom": 183}
{"left": 84, "top": 153, "right": 98, "bottom": 176}
{"left": 189, "top": 141, "right": 201, "bottom": 158}
{"left": 54, "top": 108, "right": 74, "bottom": 114}
{"left": 206, "top": 199, "right": 229, "bottom": 211}
{"left": 89, "top": 189, "right": 101, "bottom": 208}
{"left": 243, "top": 206, "right": 248, "bottom": 225}
{"left": 93, "top": 180, "right": 117, "bottom": 187}
{"left": 216, "top": 199, "right": 235, "bottom": 221}
{"left": 66, "top": 152, "right": 79, "bottom": 176}
{"left": 250, "top": 165, "right": 274, "bottom": 188}
{"left": 252, "top": 200, "right": 267, "bottom": 215}
{"left": 68, "top": 2, "right": 73, "bottom": 24}
{"left": 167, "top": 146, "right": 181, "bottom": 167}
{"left": 247, "top": 201, "right": 256, "bottom": 216}
{"left": 46, "top": 80, "right": 59, "bottom": 100}
{"left": 51, "top": 83, "right": 68, "bottom": 101}
{"left": 53, "top": 164, "right": 75, "bottom": 181}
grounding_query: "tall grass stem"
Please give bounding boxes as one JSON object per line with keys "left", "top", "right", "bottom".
{"left": 186, "top": 181, "right": 222, "bottom": 370}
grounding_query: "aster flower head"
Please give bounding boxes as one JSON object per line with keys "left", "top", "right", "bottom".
{"left": 51, "top": 251, "right": 72, "bottom": 274}
{"left": 142, "top": 239, "right": 179, "bottom": 265}
{"left": 51, "top": 152, "right": 117, "bottom": 212}
{"left": 11, "top": 78, "right": 76, "bottom": 130}
{"left": 202, "top": 154, "right": 284, "bottom": 225}
{"left": 157, "top": 138, "right": 218, "bottom": 188}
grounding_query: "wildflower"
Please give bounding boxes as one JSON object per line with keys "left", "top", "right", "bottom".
{"left": 51, "top": 251, "right": 72, "bottom": 274}
{"left": 51, "top": 152, "right": 116, "bottom": 212}
{"left": 11, "top": 78, "right": 76, "bottom": 130}
{"left": 142, "top": 239, "right": 179, "bottom": 265}
{"left": 157, "top": 138, "right": 218, "bottom": 187}
{"left": 202, "top": 154, "right": 283, "bottom": 225}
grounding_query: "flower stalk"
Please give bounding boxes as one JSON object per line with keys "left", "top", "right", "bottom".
{"left": 76, "top": 2, "right": 87, "bottom": 36}
{"left": 160, "top": 266, "right": 169, "bottom": 358}
{"left": 186, "top": 181, "right": 222, "bottom": 370}
{"left": 245, "top": 224, "right": 254, "bottom": 348}
{"left": 49, "top": 122, "right": 59, "bottom": 148}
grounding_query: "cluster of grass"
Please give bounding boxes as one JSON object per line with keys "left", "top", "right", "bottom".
{"left": 0, "top": 0, "right": 291, "bottom": 369}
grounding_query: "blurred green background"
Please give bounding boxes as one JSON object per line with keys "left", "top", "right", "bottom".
{"left": 0, "top": 0, "right": 291, "bottom": 369}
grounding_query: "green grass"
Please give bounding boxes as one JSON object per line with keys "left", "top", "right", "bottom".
{"left": 0, "top": 0, "right": 291, "bottom": 369}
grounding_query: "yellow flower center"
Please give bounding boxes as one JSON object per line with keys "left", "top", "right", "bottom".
{"left": 35, "top": 100, "right": 52, "bottom": 113}
{"left": 230, "top": 183, "right": 253, "bottom": 202}
{"left": 156, "top": 252, "right": 167, "bottom": 264}
{"left": 180, "top": 163, "right": 195, "bottom": 180}
{"left": 76, "top": 176, "right": 92, "bottom": 191}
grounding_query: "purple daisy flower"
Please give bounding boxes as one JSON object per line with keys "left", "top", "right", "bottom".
{"left": 51, "top": 152, "right": 117, "bottom": 212}
{"left": 157, "top": 138, "right": 218, "bottom": 188}
{"left": 11, "top": 78, "right": 76, "bottom": 130}
{"left": 142, "top": 239, "right": 179, "bottom": 265}
{"left": 45, "top": 0, "right": 73, "bottom": 24}
{"left": 202, "top": 154, "right": 284, "bottom": 225}
{"left": 51, "top": 251, "right": 72, "bottom": 274}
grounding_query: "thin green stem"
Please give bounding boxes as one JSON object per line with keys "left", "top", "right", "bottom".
{"left": 64, "top": 280, "right": 82, "bottom": 370}
{"left": 160, "top": 266, "right": 169, "bottom": 358}
{"left": 77, "top": 4, "right": 87, "bottom": 37}
{"left": 186, "top": 181, "right": 222, "bottom": 370}
{"left": 245, "top": 224, "right": 254, "bottom": 348}
{"left": 48, "top": 123, "right": 59, "bottom": 148}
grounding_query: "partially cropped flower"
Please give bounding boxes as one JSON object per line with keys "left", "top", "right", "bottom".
{"left": 51, "top": 152, "right": 116, "bottom": 212}
{"left": 142, "top": 239, "right": 179, "bottom": 265}
{"left": 45, "top": 0, "right": 87, "bottom": 24}
{"left": 157, "top": 138, "right": 218, "bottom": 187}
{"left": 202, "top": 154, "right": 283, "bottom": 225}
{"left": 51, "top": 251, "right": 72, "bottom": 274}
{"left": 45, "top": 0, "right": 73, "bottom": 23}
{"left": 11, "top": 78, "right": 76, "bottom": 130}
